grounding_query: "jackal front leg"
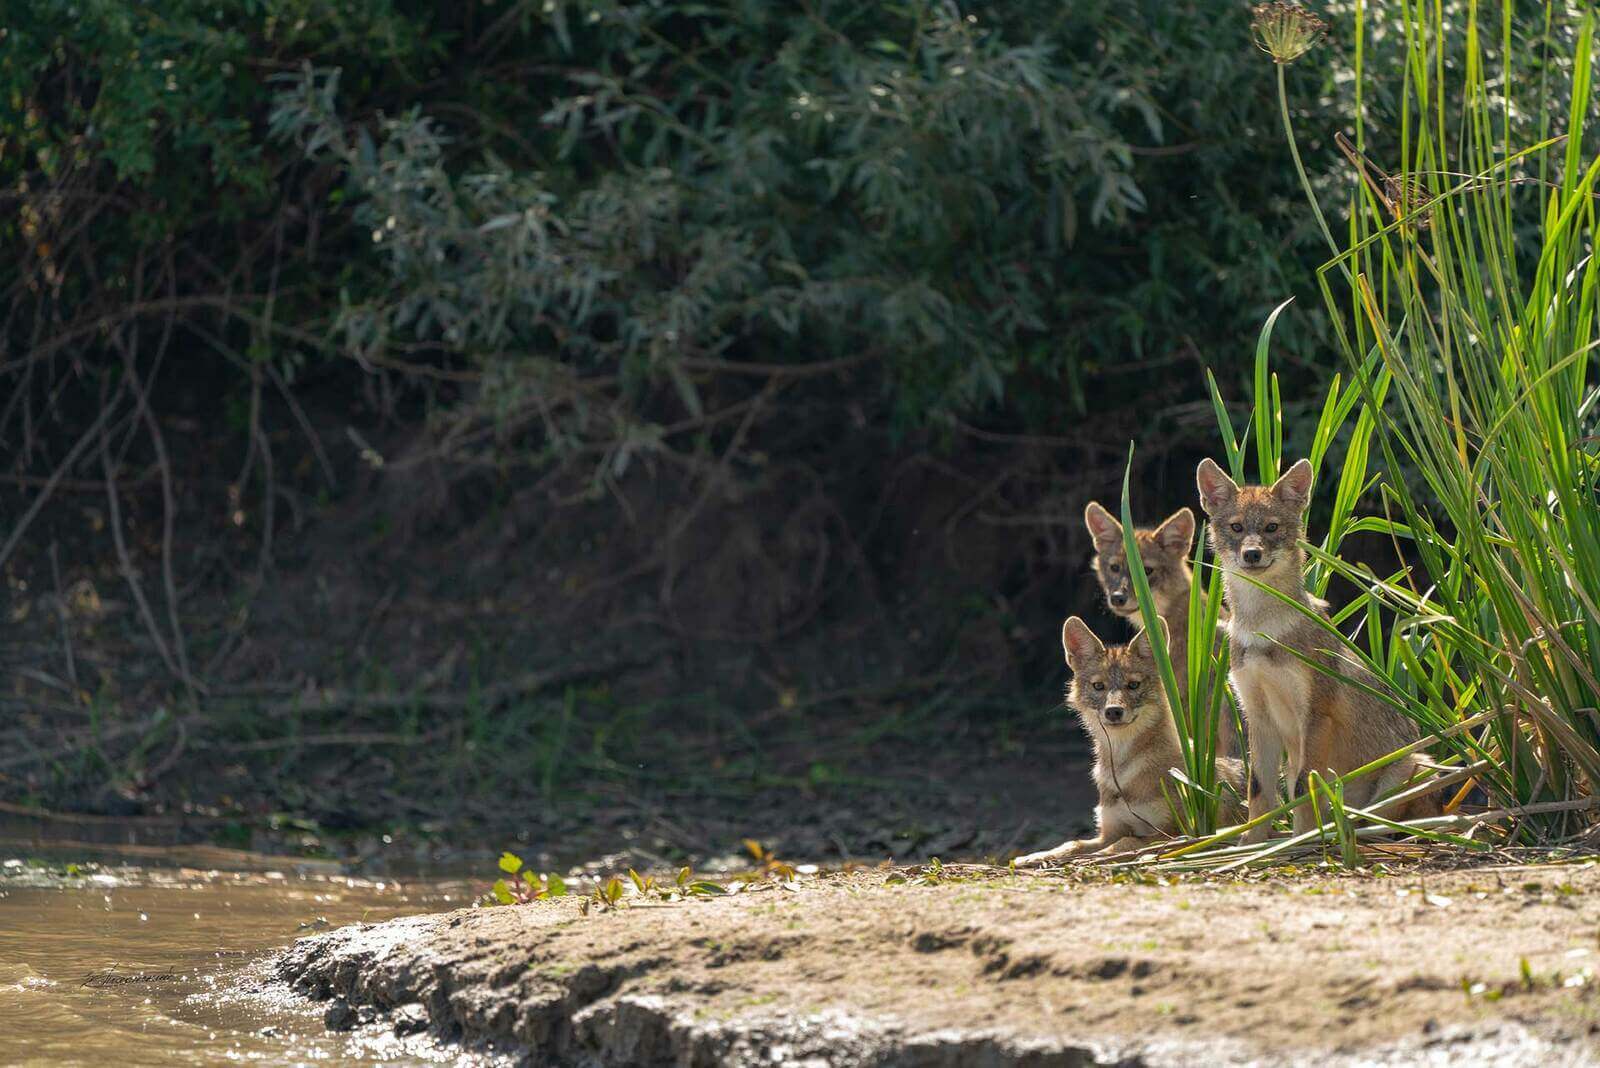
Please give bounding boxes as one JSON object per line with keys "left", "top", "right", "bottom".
{"left": 1092, "top": 835, "right": 1157, "bottom": 858}
{"left": 1290, "top": 715, "right": 1334, "bottom": 836}
{"left": 1244, "top": 726, "right": 1285, "bottom": 844}
{"left": 1014, "top": 837, "right": 1100, "bottom": 867}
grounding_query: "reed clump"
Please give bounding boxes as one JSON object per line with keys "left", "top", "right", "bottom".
{"left": 1113, "top": 2, "right": 1600, "bottom": 870}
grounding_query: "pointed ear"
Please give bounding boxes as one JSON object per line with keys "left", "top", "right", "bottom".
{"left": 1060, "top": 616, "right": 1106, "bottom": 669}
{"left": 1083, "top": 501, "right": 1122, "bottom": 547}
{"left": 1195, "top": 459, "right": 1238, "bottom": 515}
{"left": 1270, "top": 458, "right": 1315, "bottom": 510}
{"left": 1129, "top": 617, "right": 1170, "bottom": 660}
{"left": 1152, "top": 507, "right": 1195, "bottom": 555}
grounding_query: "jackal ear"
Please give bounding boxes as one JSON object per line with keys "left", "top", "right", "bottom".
{"left": 1083, "top": 501, "right": 1122, "bottom": 547}
{"left": 1152, "top": 507, "right": 1195, "bottom": 555}
{"left": 1129, "top": 617, "right": 1170, "bottom": 660}
{"left": 1270, "top": 458, "right": 1315, "bottom": 510}
{"left": 1061, "top": 616, "right": 1106, "bottom": 669}
{"left": 1195, "top": 459, "right": 1238, "bottom": 515}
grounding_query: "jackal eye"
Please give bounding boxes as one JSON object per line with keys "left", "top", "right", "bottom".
{"left": 1230, "top": 522, "right": 1244, "bottom": 533}
{"left": 1144, "top": 566, "right": 1155, "bottom": 577}
{"left": 1091, "top": 680, "right": 1106, "bottom": 691}
{"left": 1126, "top": 679, "right": 1141, "bottom": 690}
{"left": 1264, "top": 522, "right": 1279, "bottom": 533}
{"left": 1108, "top": 562, "right": 1121, "bottom": 573}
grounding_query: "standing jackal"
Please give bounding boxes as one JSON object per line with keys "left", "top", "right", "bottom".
{"left": 1195, "top": 458, "right": 1439, "bottom": 842}
{"left": 1085, "top": 502, "right": 1238, "bottom": 757}
{"left": 1015, "top": 617, "right": 1245, "bottom": 866}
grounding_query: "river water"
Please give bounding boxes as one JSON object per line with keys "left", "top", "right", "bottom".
{"left": 0, "top": 854, "right": 485, "bottom": 1066}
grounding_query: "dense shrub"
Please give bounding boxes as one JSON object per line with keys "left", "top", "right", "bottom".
{"left": 1, "top": 1, "right": 1344, "bottom": 476}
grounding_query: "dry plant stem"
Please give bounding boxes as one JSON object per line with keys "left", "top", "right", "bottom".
{"left": 108, "top": 304, "right": 205, "bottom": 701}
{"left": 137, "top": 718, "right": 189, "bottom": 790}
{"left": 267, "top": 363, "right": 337, "bottom": 489}
{"left": 252, "top": 380, "right": 277, "bottom": 582}
{"left": 234, "top": 367, "right": 262, "bottom": 505}
{"left": 0, "top": 389, "right": 129, "bottom": 574}
{"left": 658, "top": 379, "right": 781, "bottom": 607}
{"left": 0, "top": 295, "right": 262, "bottom": 377}
{"left": 1361, "top": 759, "right": 1489, "bottom": 818}
{"left": 218, "top": 728, "right": 451, "bottom": 754}
{"left": 126, "top": 338, "right": 203, "bottom": 703}
{"left": 1155, "top": 792, "right": 1590, "bottom": 873}
{"left": 47, "top": 540, "right": 78, "bottom": 694}
{"left": 1459, "top": 798, "right": 1600, "bottom": 824}
{"left": 100, "top": 402, "right": 181, "bottom": 684}
{"left": 0, "top": 713, "right": 184, "bottom": 772}
{"left": 0, "top": 798, "right": 223, "bottom": 825}
{"left": 1210, "top": 804, "right": 1600, "bottom": 872}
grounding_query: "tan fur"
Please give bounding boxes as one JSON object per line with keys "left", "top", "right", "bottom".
{"left": 1084, "top": 501, "right": 1238, "bottom": 757}
{"left": 1015, "top": 617, "right": 1246, "bottom": 866}
{"left": 1195, "top": 458, "right": 1440, "bottom": 844}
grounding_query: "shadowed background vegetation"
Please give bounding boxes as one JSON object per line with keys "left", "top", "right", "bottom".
{"left": 0, "top": 1, "right": 1581, "bottom": 860}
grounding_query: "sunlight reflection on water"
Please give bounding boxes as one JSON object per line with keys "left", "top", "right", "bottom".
{"left": 0, "top": 862, "right": 483, "bottom": 1066}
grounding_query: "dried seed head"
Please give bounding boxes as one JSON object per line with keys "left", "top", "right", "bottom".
{"left": 1382, "top": 175, "right": 1433, "bottom": 229}
{"left": 1251, "top": 2, "right": 1328, "bottom": 65}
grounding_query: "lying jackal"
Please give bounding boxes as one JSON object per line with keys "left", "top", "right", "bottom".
{"left": 1015, "top": 616, "right": 1245, "bottom": 865}
{"left": 1084, "top": 501, "right": 1238, "bottom": 757}
{"left": 1195, "top": 458, "right": 1439, "bottom": 842}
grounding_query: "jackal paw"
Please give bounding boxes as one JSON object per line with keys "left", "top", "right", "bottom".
{"left": 1014, "top": 840, "right": 1087, "bottom": 867}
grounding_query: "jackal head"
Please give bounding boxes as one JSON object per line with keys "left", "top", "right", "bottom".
{"left": 1195, "top": 458, "right": 1313, "bottom": 586}
{"left": 1083, "top": 502, "right": 1195, "bottom": 620}
{"left": 1061, "top": 615, "right": 1171, "bottom": 732}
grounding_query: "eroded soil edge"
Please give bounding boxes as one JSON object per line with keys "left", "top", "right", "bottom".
{"left": 274, "top": 865, "right": 1600, "bottom": 1066}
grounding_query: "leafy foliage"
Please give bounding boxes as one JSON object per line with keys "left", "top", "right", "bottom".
{"left": 1, "top": 1, "right": 1350, "bottom": 453}
{"left": 255, "top": 0, "right": 1341, "bottom": 442}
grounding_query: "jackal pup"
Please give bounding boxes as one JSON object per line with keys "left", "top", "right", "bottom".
{"left": 1195, "top": 458, "right": 1439, "bottom": 842}
{"left": 1015, "top": 617, "right": 1245, "bottom": 866}
{"left": 1085, "top": 501, "right": 1237, "bottom": 756}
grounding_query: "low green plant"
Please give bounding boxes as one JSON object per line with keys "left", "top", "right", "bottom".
{"left": 673, "top": 865, "right": 726, "bottom": 899}
{"left": 884, "top": 857, "right": 978, "bottom": 886}
{"left": 486, "top": 851, "right": 726, "bottom": 908}
{"left": 485, "top": 851, "right": 570, "bottom": 906}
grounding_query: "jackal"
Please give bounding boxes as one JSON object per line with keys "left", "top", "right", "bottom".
{"left": 1084, "top": 501, "right": 1238, "bottom": 757}
{"left": 1015, "top": 616, "right": 1246, "bottom": 866}
{"left": 1195, "top": 458, "right": 1439, "bottom": 843}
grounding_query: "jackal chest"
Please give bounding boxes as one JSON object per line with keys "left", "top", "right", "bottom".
{"left": 1229, "top": 650, "right": 1312, "bottom": 743}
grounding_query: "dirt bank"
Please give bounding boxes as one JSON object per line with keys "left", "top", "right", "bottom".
{"left": 274, "top": 859, "right": 1600, "bottom": 1065}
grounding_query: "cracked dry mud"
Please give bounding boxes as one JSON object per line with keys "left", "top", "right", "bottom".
{"left": 276, "top": 863, "right": 1600, "bottom": 1066}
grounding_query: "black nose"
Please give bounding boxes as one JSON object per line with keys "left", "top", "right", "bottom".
{"left": 1109, "top": 592, "right": 1128, "bottom": 606}
{"left": 1103, "top": 705, "right": 1126, "bottom": 724}
{"left": 1242, "top": 547, "right": 1263, "bottom": 565}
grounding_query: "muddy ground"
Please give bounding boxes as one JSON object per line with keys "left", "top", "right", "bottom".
{"left": 276, "top": 857, "right": 1600, "bottom": 1066}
